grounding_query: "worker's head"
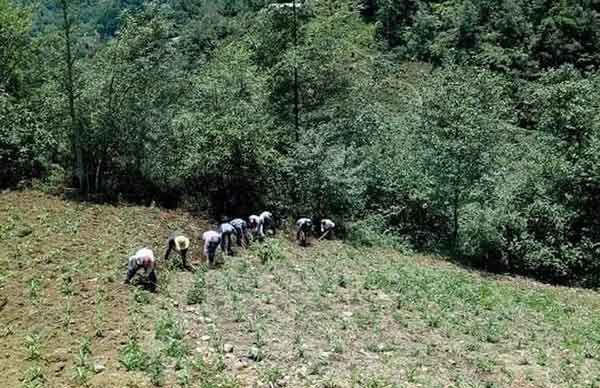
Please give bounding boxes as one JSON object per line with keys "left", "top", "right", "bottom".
{"left": 174, "top": 235, "right": 190, "bottom": 252}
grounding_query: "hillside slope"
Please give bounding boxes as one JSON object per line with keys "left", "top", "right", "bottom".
{"left": 1, "top": 191, "right": 599, "bottom": 387}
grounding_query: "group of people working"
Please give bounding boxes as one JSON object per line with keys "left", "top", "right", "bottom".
{"left": 124, "top": 211, "right": 336, "bottom": 291}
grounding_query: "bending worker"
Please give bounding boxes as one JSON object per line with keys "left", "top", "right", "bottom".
{"left": 125, "top": 247, "right": 158, "bottom": 291}
{"left": 164, "top": 232, "right": 191, "bottom": 269}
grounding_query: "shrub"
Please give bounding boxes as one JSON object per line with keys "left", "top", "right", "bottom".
{"left": 346, "top": 215, "right": 412, "bottom": 253}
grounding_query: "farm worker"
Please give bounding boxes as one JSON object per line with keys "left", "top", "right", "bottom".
{"left": 320, "top": 219, "right": 336, "bottom": 239}
{"left": 164, "top": 232, "right": 191, "bottom": 269}
{"left": 125, "top": 247, "right": 158, "bottom": 291}
{"left": 258, "top": 211, "right": 275, "bottom": 239}
{"left": 248, "top": 215, "right": 260, "bottom": 239}
{"left": 296, "top": 217, "right": 313, "bottom": 246}
{"left": 229, "top": 218, "right": 250, "bottom": 247}
{"left": 202, "top": 231, "right": 221, "bottom": 266}
{"left": 218, "top": 223, "right": 236, "bottom": 255}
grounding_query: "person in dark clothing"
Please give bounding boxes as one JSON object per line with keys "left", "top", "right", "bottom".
{"left": 296, "top": 217, "right": 313, "bottom": 247}
{"left": 202, "top": 231, "right": 221, "bottom": 267}
{"left": 229, "top": 218, "right": 250, "bottom": 247}
{"left": 320, "top": 219, "right": 336, "bottom": 240}
{"left": 218, "top": 222, "right": 236, "bottom": 255}
{"left": 257, "top": 211, "right": 275, "bottom": 240}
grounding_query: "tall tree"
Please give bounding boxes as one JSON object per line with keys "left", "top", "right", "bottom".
{"left": 58, "top": 0, "right": 86, "bottom": 193}
{"left": 417, "top": 66, "right": 513, "bottom": 249}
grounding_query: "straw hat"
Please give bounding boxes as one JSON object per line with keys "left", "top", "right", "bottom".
{"left": 174, "top": 235, "right": 190, "bottom": 251}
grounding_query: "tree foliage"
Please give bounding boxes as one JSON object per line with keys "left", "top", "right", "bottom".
{"left": 4, "top": 0, "right": 600, "bottom": 286}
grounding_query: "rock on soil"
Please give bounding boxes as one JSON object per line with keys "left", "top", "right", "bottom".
{"left": 94, "top": 363, "right": 106, "bottom": 374}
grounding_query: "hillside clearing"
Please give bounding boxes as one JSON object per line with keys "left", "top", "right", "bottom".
{"left": 1, "top": 191, "right": 599, "bottom": 387}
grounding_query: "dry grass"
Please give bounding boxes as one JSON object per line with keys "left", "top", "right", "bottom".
{"left": 1, "top": 190, "right": 600, "bottom": 387}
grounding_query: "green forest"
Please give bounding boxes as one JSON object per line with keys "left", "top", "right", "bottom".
{"left": 3, "top": 0, "right": 600, "bottom": 286}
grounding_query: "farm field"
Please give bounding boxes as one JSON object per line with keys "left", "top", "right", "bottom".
{"left": 1, "top": 190, "right": 600, "bottom": 388}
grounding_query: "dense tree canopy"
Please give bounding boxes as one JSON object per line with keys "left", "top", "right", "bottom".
{"left": 3, "top": 0, "right": 600, "bottom": 286}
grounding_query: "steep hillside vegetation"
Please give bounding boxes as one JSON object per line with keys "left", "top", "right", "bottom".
{"left": 3, "top": 0, "right": 600, "bottom": 285}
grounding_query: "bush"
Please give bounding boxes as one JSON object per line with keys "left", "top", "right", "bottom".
{"left": 32, "top": 164, "right": 68, "bottom": 195}
{"left": 0, "top": 95, "right": 57, "bottom": 189}
{"left": 346, "top": 215, "right": 412, "bottom": 253}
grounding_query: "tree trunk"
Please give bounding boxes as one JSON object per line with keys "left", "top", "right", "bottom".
{"left": 95, "top": 158, "right": 102, "bottom": 194}
{"left": 60, "top": 0, "right": 86, "bottom": 194}
{"left": 292, "top": 0, "right": 300, "bottom": 142}
{"left": 452, "top": 187, "right": 459, "bottom": 250}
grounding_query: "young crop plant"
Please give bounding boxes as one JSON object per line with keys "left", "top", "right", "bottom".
{"left": 23, "top": 365, "right": 45, "bottom": 388}
{"left": 253, "top": 239, "right": 286, "bottom": 264}
{"left": 187, "top": 270, "right": 206, "bottom": 305}
{"left": 94, "top": 289, "right": 106, "bottom": 338}
{"left": 147, "top": 351, "right": 166, "bottom": 386}
{"left": 155, "top": 312, "right": 184, "bottom": 341}
{"left": 60, "top": 273, "right": 74, "bottom": 296}
{"left": 27, "top": 277, "right": 42, "bottom": 302}
{"left": 134, "top": 287, "right": 152, "bottom": 304}
{"left": 260, "top": 367, "right": 284, "bottom": 386}
{"left": 119, "top": 335, "right": 148, "bottom": 371}
{"left": 176, "top": 363, "right": 192, "bottom": 387}
{"left": 24, "top": 333, "right": 42, "bottom": 361}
